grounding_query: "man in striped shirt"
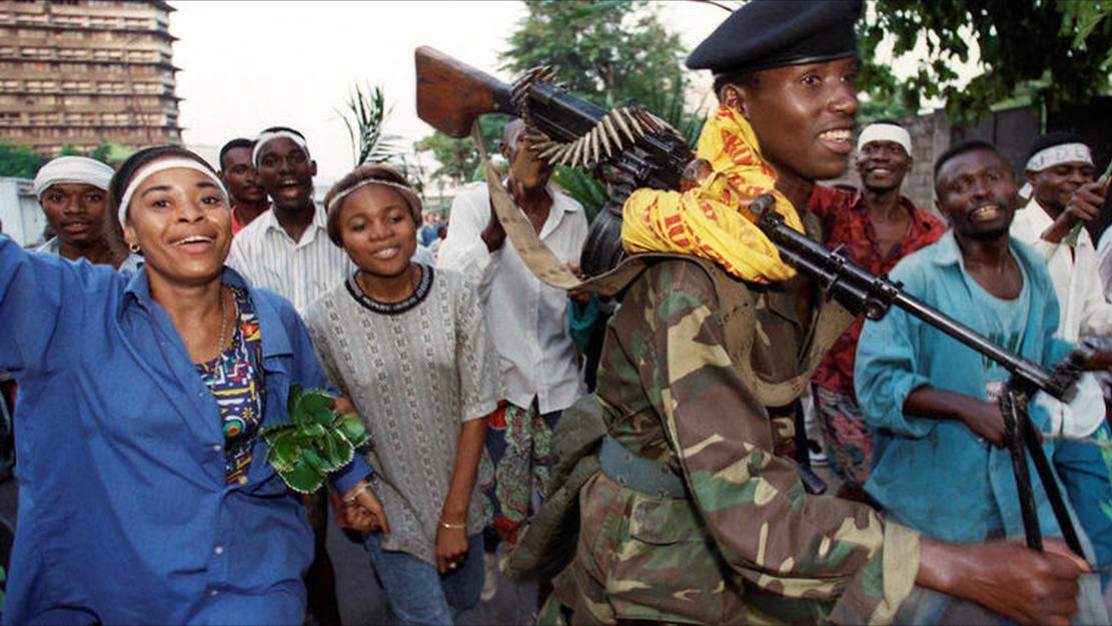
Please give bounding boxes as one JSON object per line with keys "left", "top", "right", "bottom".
{"left": 226, "top": 127, "right": 353, "bottom": 315}
{"left": 224, "top": 126, "right": 346, "bottom": 626}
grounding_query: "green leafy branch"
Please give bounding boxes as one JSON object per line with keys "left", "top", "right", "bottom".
{"left": 262, "top": 385, "right": 370, "bottom": 494}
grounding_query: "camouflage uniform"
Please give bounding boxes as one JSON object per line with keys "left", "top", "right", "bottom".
{"left": 548, "top": 258, "right": 921, "bottom": 625}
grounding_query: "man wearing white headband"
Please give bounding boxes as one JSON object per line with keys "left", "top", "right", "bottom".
{"left": 1011, "top": 132, "right": 1112, "bottom": 581}
{"left": 1011, "top": 132, "right": 1112, "bottom": 342}
{"left": 224, "top": 126, "right": 348, "bottom": 626}
{"left": 805, "top": 120, "right": 945, "bottom": 502}
{"left": 226, "top": 126, "right": 348, "bottom": 313}
{"left": 228, "top": 126, "right": 433, "bottom": 313}
{"left": 32, "top": 156, "right": 140, "bottom": 272}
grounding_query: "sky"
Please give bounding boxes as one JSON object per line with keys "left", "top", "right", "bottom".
{"left": 169, "top": 1, "right": 730, "bottom": 183}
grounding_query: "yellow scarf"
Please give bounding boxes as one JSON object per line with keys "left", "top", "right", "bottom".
{"left": 620, "top": 105, "right": 805, "bottom": 283}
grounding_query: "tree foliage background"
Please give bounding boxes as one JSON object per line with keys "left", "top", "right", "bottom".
{"left": 414, "top": 0, "right": 1112, "bottom": 216}
{"left": 859, "top": 0, "right": 1112, "bottom": 124}
{"left": 0, "top": 141, "right": 132, "bottom": 179}
{"left": 500, "top": 0, "right": 686, "bottom": 108}
{"left": 414, "top": 116, "right": 506, "bottom": 188}
{"left": 416, "top": 0, "right": 693, "bottom": 218}
{"left": 0, "top": 144, "right": 46, "bottom": 179}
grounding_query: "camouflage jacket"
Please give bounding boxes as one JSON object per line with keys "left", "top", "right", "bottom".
{"left": 550, "top": 258, "right": 920, "bottom": 625}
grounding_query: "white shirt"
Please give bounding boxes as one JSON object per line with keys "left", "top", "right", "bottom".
{"left": 1095, "top": 227, "right": 1112, "bottom": 303}
{"left": 438, "top": 183, "right": 588, "bottom": 413}
{"left": 1010, "top": 198, "right": 1110, "bottom": 439}
{"left": 36, "top": 237, "right": 143, "bottom": 274}
{"left": 1010, "top": 197, "right": 1112, "bottom": 341}
{"left": 226, "top": 203, "right": 352, "bottom": 315}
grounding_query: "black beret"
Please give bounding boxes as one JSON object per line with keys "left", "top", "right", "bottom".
{"left": 687, "top": 0, "right": 863, "bottom": 74}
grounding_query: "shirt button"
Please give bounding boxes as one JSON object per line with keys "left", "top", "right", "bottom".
{"left": 210, "top": 589, "right": 219, "bottom": 597}
{"left": 213, "top": 444, "right": 222, "bottom": 452}
{"left": 214, "top": 546, "right": 224, "bottom": 555}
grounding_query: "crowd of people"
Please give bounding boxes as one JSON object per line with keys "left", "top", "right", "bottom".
{"left": 3, "top": 0, "right": 1112, "bottom": 624}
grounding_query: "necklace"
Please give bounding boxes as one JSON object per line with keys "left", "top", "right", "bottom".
{"left": 214, "top": 285, "right": 229, "bottom": 358}
{"left": 347, "top": 265, "right": 433, "bottom": 315}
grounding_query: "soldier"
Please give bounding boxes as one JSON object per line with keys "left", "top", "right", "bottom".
{"left": 543, "top": 1, "right": 1089, "bottom": 624}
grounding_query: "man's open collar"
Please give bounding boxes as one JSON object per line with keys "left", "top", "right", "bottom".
{"left": 259, "top": 202, "right": 328, "bottom": 236}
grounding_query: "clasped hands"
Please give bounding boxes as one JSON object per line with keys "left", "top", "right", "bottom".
{"left": 340, "top": 479, "right": 390, "bottom": 534}
{"left": 337, "top": 479, "right": 468, "bottom": 574}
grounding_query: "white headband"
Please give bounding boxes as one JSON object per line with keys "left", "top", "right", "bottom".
{"left": 252, "top": 130, "right": 311, "bottom": 166}
{"left": 117, "top": 158, "right": 229, "bottom": 229}
{"left": 857, "top": 124, "right": 912, "bottom": 155}
{"left": 326, "top": 178, "right": 420, "bottom": 216}
{"left": 33, "top": 156, "right": 115, "bottom": 198}
{"left": 1025, "top": 142, "right": 1093, "bottom": 173}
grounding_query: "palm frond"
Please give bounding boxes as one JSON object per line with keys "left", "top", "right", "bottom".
{"left": 336, "top": 83, "right": 405, "bottom": 167}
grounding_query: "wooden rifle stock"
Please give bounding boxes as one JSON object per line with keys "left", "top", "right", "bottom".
{"left": 416, "top": 45, "right": 624, "bottom": 150}
{"left": 415, "top": 46, "right": 515, "bottom": 138}
{"left": 415, "top": 45, "right": 695, "bottom": 276}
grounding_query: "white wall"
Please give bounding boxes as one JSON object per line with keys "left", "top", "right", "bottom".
{"left": 0, "top": 178, "right": 45, "bottom": 247}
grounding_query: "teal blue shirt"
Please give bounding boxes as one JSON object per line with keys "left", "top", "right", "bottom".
{"left": 855, "top": 231, "right": 1074, "bottom": 542}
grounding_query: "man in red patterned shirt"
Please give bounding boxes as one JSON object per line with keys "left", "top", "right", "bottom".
{"left": 807, "top": 121, "right": 946, "bottom": 502}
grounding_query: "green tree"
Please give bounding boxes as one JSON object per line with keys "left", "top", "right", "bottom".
{"left": 415, "top": 0, "right": 695, "bottom": 219}
{"left": 0, "top": 144, "right": 45, "bottom": 179}
{"left": 415, "top": 116, "right": 507, "bottom": 186}
{"left": 500, "top": 0, "right": 687, "bottom": 108}
{"left": 90, "top": 141, "right": 137, "bottom": 166}
{"left": 859, "top": 0, "right": 1112, "bottom": 124}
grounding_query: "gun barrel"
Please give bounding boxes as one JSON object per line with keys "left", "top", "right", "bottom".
{"left": 754, "top": 200, "right": 1074, "bottom": 401}
{"left": 888, "top": 290, "right": 1071, "bottom": 400}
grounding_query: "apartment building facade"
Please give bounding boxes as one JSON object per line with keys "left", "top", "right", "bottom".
{"left": 0, "top": 0, "right": 181, "bottom": 155}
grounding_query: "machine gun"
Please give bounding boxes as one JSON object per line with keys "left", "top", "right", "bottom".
{"left": 417, "top": 47, "right": 1088, "bottom": 555}
{"left": 753, "top": 195, "right": 1087, "bottom": 556}
{"left": 416, "top": 45, "right": 694, "bottom": 277}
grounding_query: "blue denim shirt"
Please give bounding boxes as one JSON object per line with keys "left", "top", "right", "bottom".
{"left": 855, "top": 231, "right": 1075, "bottom": 543}
{"left": 0, "top": 236, "right": 371, "bottom": 624}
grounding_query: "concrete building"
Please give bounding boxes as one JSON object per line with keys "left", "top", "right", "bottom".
{"left": 0, "top": 0, "right": 181, "bottom": 156}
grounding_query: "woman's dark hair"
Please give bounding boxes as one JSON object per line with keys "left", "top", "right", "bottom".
{"left": 324, "top": 163, "right": 422, "bottom": 247}
{"left": 110, "top": 145, "right": 218, "bottom": 220}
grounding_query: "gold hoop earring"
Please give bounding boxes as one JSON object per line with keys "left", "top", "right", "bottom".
{"left": 129, "top": 243, "right": 141, "bottom": 254}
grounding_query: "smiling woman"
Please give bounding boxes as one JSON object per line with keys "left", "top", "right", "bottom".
{"left": 0, "top": 145, "right": 387, "bottom": 624}
{"left": 305, "top": 163, "right": 500, "bottom": 624}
